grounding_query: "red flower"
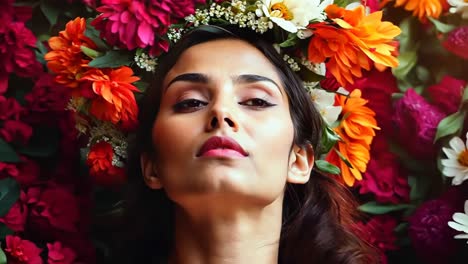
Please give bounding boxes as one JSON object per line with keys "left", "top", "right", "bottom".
{"left": 357, "top": 134, "right": 410, "bottom": 203}
{"left": 353, "top": 215, "right": 398, "bottom": 264}
{"left": 47, "top": 242, "right": 77, "bottom": 264}
{"left": 427, "top": 75, "right": 466, "bottom": 115}
{"left": 0, "top": 96, "right": 32, "bottom": 144}
{"left": 4, "top": 235, "right": 43, "bottom": 264}
{"left": 0, "top": 21, "right": 42, "bottom": 93}
{"left": 0, "top": 96, "right": 24, "bottom": 120}
{"left": 86, "top": 141, "right": 126, "bottom": 186}
{"left": 30, "top": 186, "right": 80, "bottom": 232}
{"left": 408, "top": 199, "right": 459, "bottom": 264}
{"left": 443, "top": 26, "right": 468, "bottom": 60}
{"left": 1, "top": 156, "right": 40, "bottom": 187}
{"left": 25, "top": 73, "right": 71, "bottom": 117}
{"left": 392, "top": 89, "right": 445, "bottom": 160}
{"left": 0, "top": 194, "right": 28, "bottom": 232}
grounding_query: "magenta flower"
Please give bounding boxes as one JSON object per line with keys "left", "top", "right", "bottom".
{"left": 0, "top": 21, "right": 42, "bottom": 93}
{"left": 427, "top": 75, "right": 466, "bottom": 115}
{"left": 92, "top": 0, "right": 169, "bottom": 55}
{"left": 392, "top": 89, "right": 445, "bottom": 160}
{"left": 4, "top": 235, "right": 43, "bottom": 264}
{"left": 443, "top": 26, "right": 468, "bottom": 60}
{"left": 358, "top": 134, "right": 410, "bottom": 204}
{"left": 0, "top": 195, "right": 28, "bottom": 232}
{"left": 408, "top": 199, "right": 459, "bottom": 264}
{"left": 47, "top": 241, "right": 77, "bottom": 264}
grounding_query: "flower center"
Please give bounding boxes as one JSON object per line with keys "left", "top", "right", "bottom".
{"left": 270, "top": 3, "right": 293, "bottom": 20}
{"left": 457, "top": 150, "right": 468, "bottom": 166}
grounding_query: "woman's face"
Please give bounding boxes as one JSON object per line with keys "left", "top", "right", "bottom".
{"left": 145, "top": 39, "right": 299, "bottom": 207}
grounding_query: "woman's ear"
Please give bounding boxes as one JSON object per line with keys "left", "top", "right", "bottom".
{"left": 140, "top": 153, "right": 163, "bottom": 189}
{"left": 287, "top": 144, "right": 315, "bottom": 184}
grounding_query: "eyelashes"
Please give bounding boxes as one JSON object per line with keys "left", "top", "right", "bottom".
{"left": 172, "top": 98, "right": 277, "bottom": 112}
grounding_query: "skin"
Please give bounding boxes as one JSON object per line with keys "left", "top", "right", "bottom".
{"left": 141, "top": 39, "right": 314, "bottom": 264}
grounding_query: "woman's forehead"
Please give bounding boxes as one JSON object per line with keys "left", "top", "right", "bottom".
{"left": 163, "top": 39, "right": 283, "bottom": 88}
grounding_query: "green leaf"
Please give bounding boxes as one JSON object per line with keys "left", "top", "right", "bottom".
{"left": 392, "top": 51, "right": 418, "bottom": 81}
{"left": 0, "top": 178, "right": 20, "bottom": 217}
{"left": 333, "top": 0, "right": 350, "bottom": 7}
{"left": 0, "top": 223, "right": 14, "bottom": 240}
{"left": 279, "top": 33, "right": 299, "bottom": 48}
{"left": 320, "top": 126, "right": 340, "bottom": 154}
{"left": 434, "top": 111, "right": 465, "bottom": 142}
{"left": 428, "top": 17, "right": 456, "bottom": 33}
{"left": 18, "top": 126, "right": 60, "bottom": 158}
{"left": 88, "top": 50, "right": 133, "bottom": 68}
{"left": 315, "top": 160, "right": 340, "bottom": 174}
{"left": 394, "top": 222, "right": 408, "bottom": 234}
{"left": 299, "top": 68, "right": 325, "bottom": 83}
{"left": 334, "top": 149, "right": 354, "bottom": 168}
{"left": 358, "top": 201, "right": 414, "bottom": 215}
{"left": 40, "top": 0, "right": 60, "bottom": 25}
{"left": 0, "top": 248, "right": 6, "bottom": 264}
{"left": 408, "top": 174, "right": 431, "bottom": 202}
{"left": 81, "top": 46, "right": 102, "bottom": 59}
{"left": 85, "top": 19, "right": 110, "bottom": 51}
{"left": 0, "top": 139, "right": 20, "bottom": 163}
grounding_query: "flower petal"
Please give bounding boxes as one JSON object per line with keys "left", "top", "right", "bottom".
{"left": 449, "top": 136, "right": 466, "bottom": 153}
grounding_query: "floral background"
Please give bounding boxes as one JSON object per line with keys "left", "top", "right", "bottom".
{"left": 0, "top": 0, "right": 467, "bottom": 263}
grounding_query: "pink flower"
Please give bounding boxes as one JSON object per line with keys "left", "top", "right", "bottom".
{"left": 0, "top": 96, "right": 24, "bottom": 120}
{"left": 349, "top": 69, "right": 399, "bottom": 134}
{"left": 30, "top": 186, "right": 80, "bottom": 232}
{"left": 443, "top": 26, "right": 468, "bottom": 59}
{"left": 427, "top": 75, "right": 466, "bottom": 115}
{"left": 4, "top": 235, "right": 43, "bottom": 264}
{"left": 0, "top": 157, "right": 39, "bottom": 187}
{"left": 47, "top": 242, "right": 77, "bottom": 264}
{"left": 408, "top": 199, "right": 459, "bottom": 264}
{"left": 0, "top": 21, "right": 42, "bottom": 93}
{"left": 0, "top": 162, "right": 19, "bottom": 179}
{"left": 92, "top": 0, "right": 169, "bottom": 55}
{"left": 0, "top": 194, "right": 28, "bottom": 232}
{"left": 357, "top": 134, "right": 410, "bottom": 204}
{"left": 392, "top": 89, "right": 445, "bottom": 160}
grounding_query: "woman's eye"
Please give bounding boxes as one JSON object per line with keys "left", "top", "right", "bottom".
{"left": 240, "top": 98, "right": 276, "bottom": 108}
{"left": 173, "top": 99, "right": 208, "bottom": 112}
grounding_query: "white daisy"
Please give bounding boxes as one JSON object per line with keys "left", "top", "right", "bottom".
{"left": 309, "top": 88, "right": 342, "bottom": 125}
{"left": 448, "top": 0, "right": 468, "bottom": 20}
{"left": 441, "top": 132, "right": 468, "bottom": 185}
{"left": 448, "top": 200, "right": 468, "bottom": 244}
{"left": 260, "top": 0, "right": 332, "bottom": 33}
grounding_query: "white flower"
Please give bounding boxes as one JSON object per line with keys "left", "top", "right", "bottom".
{"left": 441, "top": 132, "right": 468, "bottom": 185}
{"left": 260, "top": 0, "right": 332, "bottom": 33}
{"left": 448, "top": 0, "right": 468, "bottom": 20}
{"left": 448, "top": 200, "right": 468, "bottom": 244}
{"left": 309, "top": 88, "right": 342, "bottom": 125}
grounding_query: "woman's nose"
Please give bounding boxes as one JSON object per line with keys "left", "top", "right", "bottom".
{"left": 206, "top": 99, "right": 239, "bottom": 132}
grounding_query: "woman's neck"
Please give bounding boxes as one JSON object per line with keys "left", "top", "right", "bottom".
{"left": 168, "top": 196, "right": 283, "bottom": 264}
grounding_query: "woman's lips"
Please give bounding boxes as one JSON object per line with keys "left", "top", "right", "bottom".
{"left": 197, "top": 136, "right": 248, "bottom": 158}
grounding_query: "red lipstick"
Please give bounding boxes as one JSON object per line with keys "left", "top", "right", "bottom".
{"left": 197, "top": 136, "right": 248, "bottom": 158}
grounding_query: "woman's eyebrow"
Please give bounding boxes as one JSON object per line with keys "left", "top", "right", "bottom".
{"left": 233, "top": 74, "right": 283, "bottom": 95}
{"left": 165, "top": 73, "right": 210, "bottom": 92}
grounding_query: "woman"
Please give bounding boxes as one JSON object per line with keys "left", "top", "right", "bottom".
{"left": 118, "top": 25, "right": 379, "bottom": 264}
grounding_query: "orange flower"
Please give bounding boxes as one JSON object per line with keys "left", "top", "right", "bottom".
{"left": 308, "top": 5, "right": 400, "bottom": 87}
{"left": 45, "top": 17, "right": 97, "bottom": 88}
{"left": 80, "top": 67, "right": 140, "bottom": 130}
{"left": 381, "top": 0, "right": 443, "bottom": 21}
{"left": 87, "top": 141, "right": 126, "bottom": 186}
{"left": 326, "top": 89, "right": 380, "bottom": 186}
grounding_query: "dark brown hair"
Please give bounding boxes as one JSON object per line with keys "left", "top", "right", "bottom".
{"left": 118, "top": 25, "right": 379, "bottom": 264}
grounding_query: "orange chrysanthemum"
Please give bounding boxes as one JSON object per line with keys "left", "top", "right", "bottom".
{"left": 87, "top": 141, "right": 126, "bottom": 186}
{"left": 381, "top": 0, "right": 444, "bottom": 21}
{"left": 308, "top": 5, "right": 400, "bottom": 87}
{"left": 81, "top": 66, "right": 140, "bottom": 130}
{"left": 326, "top": 89, "right": 380, "bottom": 186}
{"left": 45, "top": 17, "right": 97, "bottom": 88}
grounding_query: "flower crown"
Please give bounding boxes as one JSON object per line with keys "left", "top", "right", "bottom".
{"left": 45, "top": 0, "right": 400, "bottom": 187}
